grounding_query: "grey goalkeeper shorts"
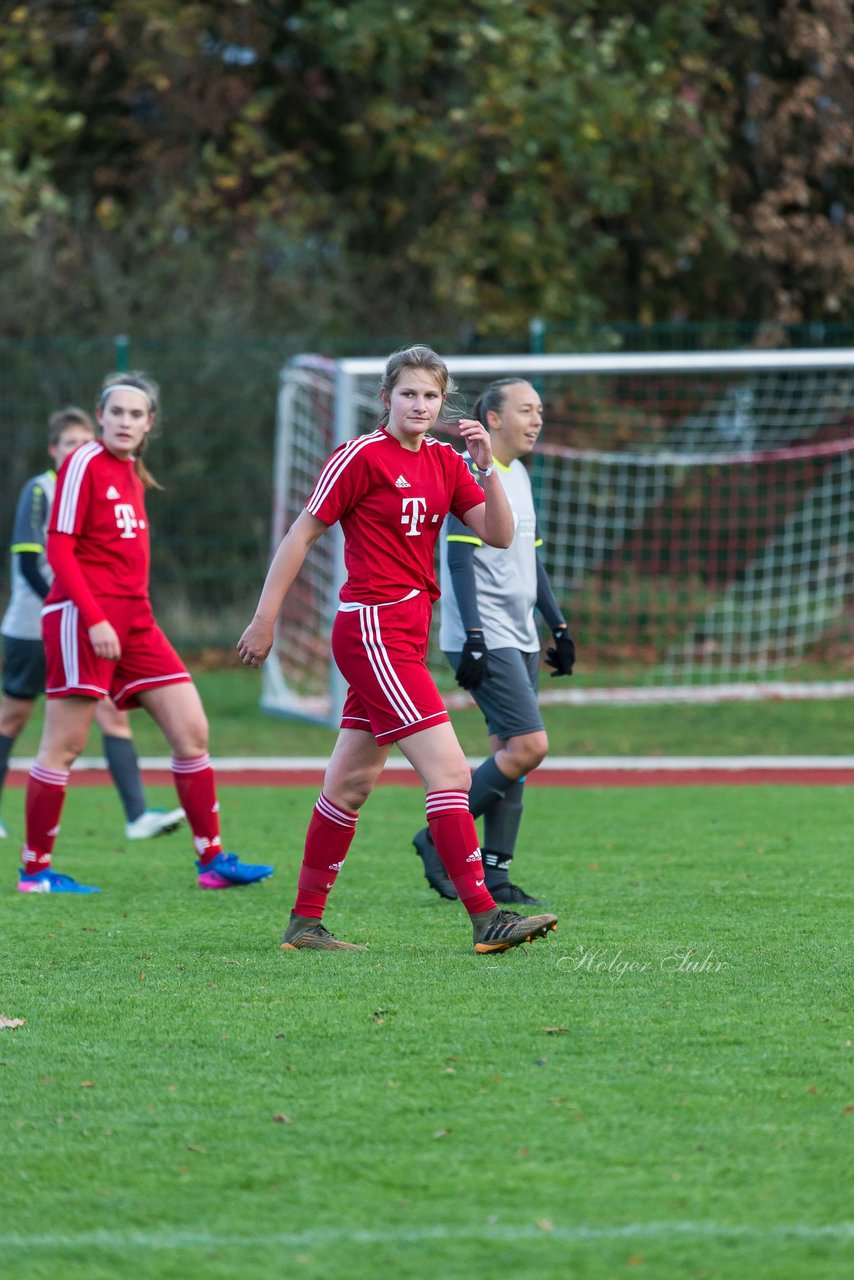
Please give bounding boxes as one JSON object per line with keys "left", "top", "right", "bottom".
{"left": 2, "top": 635, "right": 46, "bottom": 702}
{"left": 444, "top": 646, "right": 544, "bottom": 741}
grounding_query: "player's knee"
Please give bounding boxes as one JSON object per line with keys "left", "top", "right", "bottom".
{"left": 508, "top": 732, "right": 549, "bottom": 774}
{"left": 171, "top": 714, "right": 209, "bottom": 758}
{"left": 0, "top": 700, "right": 31, "bottom": 738}
{"left": 328, "top": 772, "right": 373, "bottom": 812}
{"left": 444, "top": 763, "right": 473, "bottom": 792}
{"left": 38, "top": 733, "right": 87, "bottom": 771}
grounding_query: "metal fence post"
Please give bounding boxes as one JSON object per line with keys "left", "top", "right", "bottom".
{"left": 114, "top": 334, "right": 130, "bottom": 372}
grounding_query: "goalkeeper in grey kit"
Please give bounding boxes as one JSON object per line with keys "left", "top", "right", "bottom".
{"left": 412, "top": 378, "right": 575, "bottom": 904}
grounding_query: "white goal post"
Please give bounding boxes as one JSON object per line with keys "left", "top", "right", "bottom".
{"left": 263, "top": 349, "right": 854, "bottom": 725}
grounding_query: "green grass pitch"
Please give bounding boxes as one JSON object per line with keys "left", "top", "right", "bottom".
{"left": 0, "top": 781, "right": 851, "bottom": 1279}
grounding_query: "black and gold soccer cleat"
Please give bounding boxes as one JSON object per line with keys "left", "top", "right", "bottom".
{"left": 471, "top": 908, "right": 557, "bottom": 955}
{"left": 280, "top": 913, "right": 366, "bottom": 951}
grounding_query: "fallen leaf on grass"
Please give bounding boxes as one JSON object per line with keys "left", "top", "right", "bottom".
{"left": 273, "top": 1114, "right": 292, "bottom": 1124}
{"left": 185, "top": 1144, "right": 207, "bottom": 1153}
{"left": 79, "top": 1081, "right": 96, "bottom": 1088}
{"left": 0, "top": 1016, "right": 26, "bottom": 1030}
{"left": 373, "top": 1009, "right": 387, "bottom": 1024}
{"left": 432, "top": 1128, "right": 452, "bottom": 1139}
{"left": 541, "top": 1026, "right": 570, "bottom": 1035}
{"left": 536, "top": 1218, "right": 555, "bottom": 1233}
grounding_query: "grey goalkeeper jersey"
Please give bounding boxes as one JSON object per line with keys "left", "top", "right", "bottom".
{"left": 438, "top": 455, "right": 541, "bottom": 653}
{"left": 1, "top": 469, "right": 56, "bottom": 640}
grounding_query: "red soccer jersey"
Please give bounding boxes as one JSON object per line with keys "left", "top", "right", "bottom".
{"left": 46, "top": 441, "right": 151, "bottom": 610}
{"left": 306, "top": 429, "right": 485, "bottom": 603}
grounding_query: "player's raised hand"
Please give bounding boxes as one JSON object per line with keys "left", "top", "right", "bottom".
{"left": 457, "top": 418, "right": 494, "bottom": 472}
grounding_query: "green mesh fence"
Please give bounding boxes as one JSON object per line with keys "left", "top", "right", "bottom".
{"left": 3, "top": 324, "right": 853, "bottom": 651}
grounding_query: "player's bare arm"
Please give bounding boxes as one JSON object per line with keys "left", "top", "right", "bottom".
{"left": 238, "top": 510, "right": 327, "bottom": 666}
{"left": 457, "top": 419, "right": 514, "bottom": 549}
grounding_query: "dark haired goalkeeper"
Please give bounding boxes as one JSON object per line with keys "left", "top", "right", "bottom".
{"left": 412, "top": 378, "right": 575, "bottom": 904}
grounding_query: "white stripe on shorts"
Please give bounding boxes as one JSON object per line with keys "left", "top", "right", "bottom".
{"left": 59, "top": 600, "right": 79, "bottom": 688}
{"left": 359, "top": 605, "right": 421, "bottom": 725}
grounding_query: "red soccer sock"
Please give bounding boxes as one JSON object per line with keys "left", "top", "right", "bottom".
{"left": 426, "top": 789, "right": 496, "bottom": 915}
{"left": 23, "top": 764, "right": 70, "bottom": 874}
{"left": 171, "top": 754, "right": 223, "bottom": 865}
{"left": 293, "top": 793, "right": 359, "bottom": 919}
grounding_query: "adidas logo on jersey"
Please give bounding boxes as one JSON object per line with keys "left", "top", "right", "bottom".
{"left": 395, "top": 475, "right": 411, "bottom": 488}
{"left": 106, "top": 485, "right": 121, "bottom": 499}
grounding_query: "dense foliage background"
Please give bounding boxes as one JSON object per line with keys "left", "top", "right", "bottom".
{"left": 2, "top": 0, "right": 852, "bottom": 342}
{"left": 1, "top": 1, "right": 852, "bottom": 644}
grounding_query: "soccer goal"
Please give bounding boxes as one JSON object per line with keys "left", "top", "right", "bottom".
{"left": 263, "top": 349, "right": 854, "bottom": 724}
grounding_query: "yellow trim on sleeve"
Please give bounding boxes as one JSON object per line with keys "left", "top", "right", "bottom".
{"left": 10, "top": 543, "right": 45, "bottom": 554}
{"left": 447, "top": 534, "right": 483, "bottom": 547}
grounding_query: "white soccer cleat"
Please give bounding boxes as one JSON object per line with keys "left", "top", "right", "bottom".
{"left": 125, "top": 808, "right": 186, "bottom": 840}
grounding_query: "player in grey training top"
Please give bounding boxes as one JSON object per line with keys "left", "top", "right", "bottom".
{"left": 1, "top": 468, "right": 56, "bottom": 643}
{"left": 412, "top": 378, "right": 575, "bottom": 903}
{"left": 0, "top": 407, "right": 184, "bottom": 842}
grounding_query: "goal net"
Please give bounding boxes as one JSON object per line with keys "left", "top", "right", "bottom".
{"left": 264, "top": 350, "right": 854, "bottom": 724}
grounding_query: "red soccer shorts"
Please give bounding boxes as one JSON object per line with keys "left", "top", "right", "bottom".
{"left": 42, "top": 595, "right": 191, "bottom": 709}
{"left": 333, "top": 590, "right": 450, "bottom": 744}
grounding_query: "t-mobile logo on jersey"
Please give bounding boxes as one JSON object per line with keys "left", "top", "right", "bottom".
{"left": 401, "top": 496, "right": 427, "bottom": 537}
{"left": 114, "top": 503, "right": 139, "bottom": 538}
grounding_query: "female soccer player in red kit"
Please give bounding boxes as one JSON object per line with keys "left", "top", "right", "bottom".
{"left": 238, "top": 345, "right": 558, "bottom": 953}
{"left": 17, "top": 373, "right": 274, "bottom": 894}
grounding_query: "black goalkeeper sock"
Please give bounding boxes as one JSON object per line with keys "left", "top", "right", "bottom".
{"left": 468, "top": 757, "right": 515, "bottom": 818}
{"left": 483, "top": 850, "right": 512, "bottom": 889}
{"left": 482, "top": 778, "right": 524, "bottom": 861}
{"left": 0, "top": 732, "right": 15, "bottom": 809}
{"left": 102, "top": 734, "right": 147, "bottom": 823}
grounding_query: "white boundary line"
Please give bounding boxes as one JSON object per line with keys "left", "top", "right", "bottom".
{"left": 8, "top": 755, "right": 854, "bottom": 775}
{"left": 0, "top": 1221, "right": 851, "bottom": 1250}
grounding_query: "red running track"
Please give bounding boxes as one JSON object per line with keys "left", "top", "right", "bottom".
{"left": 7, "top": 759, "right": 854, "bottom": 788}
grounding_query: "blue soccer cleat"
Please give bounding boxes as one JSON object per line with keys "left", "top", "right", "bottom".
{"left": 17, "top": 868, "right": 101, "bottom": 894}
{"left": 196, "top": 852, "right": 275, "bottom": 889}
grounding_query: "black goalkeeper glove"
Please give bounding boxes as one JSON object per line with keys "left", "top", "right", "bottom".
{"left": 455, "top": 629, "right": 490, "bottom": 690}
{"left": 545, "top": 626, "right": 576, "bottom": 677}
